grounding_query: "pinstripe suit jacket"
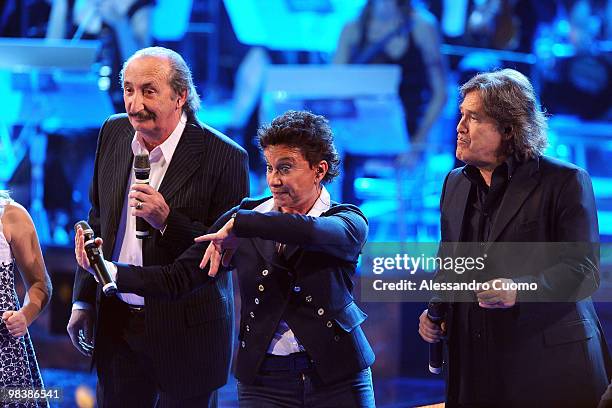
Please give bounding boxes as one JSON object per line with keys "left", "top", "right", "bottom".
{"left": 72, "top": 113, "right": 249, "bottom": 397}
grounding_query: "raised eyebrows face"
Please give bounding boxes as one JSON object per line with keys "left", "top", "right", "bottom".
{"left": 263, "top": 144, "right": 327, "bottom": 214}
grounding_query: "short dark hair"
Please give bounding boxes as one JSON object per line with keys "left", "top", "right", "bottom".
{"left": 460, "top": 68, "right": 548, "bottom": 161}
{"left": 257, "top": 111, "right": 340, "bottom": 184}
{"left": 120, "top": 47, "right": 201, "bottom": 118}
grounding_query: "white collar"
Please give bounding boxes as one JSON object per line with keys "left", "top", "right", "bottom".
{"left": 253, "top": 185, "right": 331, "bottom": 216}
{"left": 131, "top": 112, "right": 187, "bottom": 163}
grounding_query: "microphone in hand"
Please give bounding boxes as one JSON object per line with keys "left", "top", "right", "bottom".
{"left": 427, "top": 297, "right": 447, "bottom": 374}
{"left": 134, "top": 153, "right": 151, "bottom": 239}
{"left": 74, "top": 221, "right": 117, "bottom": 296}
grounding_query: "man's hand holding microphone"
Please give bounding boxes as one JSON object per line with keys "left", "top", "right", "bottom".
{"left": 130, "top": 153, "right": 170, "bottom": 235}
{"left": 419, "top": 299, "right": 447, "bottom": 374}
{"left": 69, "top": 221, "right": 116, "bottom": 357}
{"left": 418, "top": 309, "right": 446, "bottom": 344}
{"left": 73, "top": 221, "right": 116, "bottom": 295}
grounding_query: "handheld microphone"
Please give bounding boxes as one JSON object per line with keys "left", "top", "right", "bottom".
{"left": 134, "top": 154, "right": 151, "bottom": 239}
{"left": 427, "top": 297, "right": 447, "bottom": 374}
{"left": 74, "top": 221, "right": 117, "bottom": 296}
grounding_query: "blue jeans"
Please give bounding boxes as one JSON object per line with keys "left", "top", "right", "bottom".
{"left": 237, "top": 355, "right": 375, "bottom": 407}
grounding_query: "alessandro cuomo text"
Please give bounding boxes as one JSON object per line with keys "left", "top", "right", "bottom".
{"left": 372, "top": 279, "right": 538, "bottom": 291}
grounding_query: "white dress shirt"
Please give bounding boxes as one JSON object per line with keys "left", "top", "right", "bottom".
{"left": 74, "top": 112, "right": 187, "bottom": 310}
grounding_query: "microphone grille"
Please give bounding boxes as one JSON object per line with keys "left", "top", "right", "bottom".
{"left": 74, "top": 220, "right": 92, "bottom": 234}
{"left": 134, "top": 154, "right": 150, "bottom": 170}
{"left": 427, "top": 297, "right": 447, "bottom": 320}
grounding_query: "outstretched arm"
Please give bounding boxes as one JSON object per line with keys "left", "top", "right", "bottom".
{"left": 197, "top": 205, "right": 368, "bottom": 267}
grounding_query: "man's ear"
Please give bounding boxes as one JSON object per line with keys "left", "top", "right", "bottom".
{"left": 315, "top": 161, "right": 329, "bottom": 179}
{"left": 177, "top": 90, "right": 187, "bottom": 109}
{"left": 502, "top": 126, "right": 513, "bottom": 140}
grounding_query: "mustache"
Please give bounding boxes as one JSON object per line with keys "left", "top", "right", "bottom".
{"left": 129, "top": 110, "right": 155, "bottom": 121}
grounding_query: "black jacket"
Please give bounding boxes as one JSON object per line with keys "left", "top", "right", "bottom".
{"left": 116, "top": 196, "right": 376, "bottom": 385}
{"left": 438, "top": 156, "right": 610, "bottom": 407}
{"left": 72, "top": 114, "right": 249, "bottom": 397}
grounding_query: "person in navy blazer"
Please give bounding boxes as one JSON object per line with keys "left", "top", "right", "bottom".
{"left": 69, "top": 47, "right": 249, "bottom": 407}
{"left": 76, "top": 110, "right": 376, "bottom": 407}
{"left": 418, "top": 69, "right": 610, "bottom": 407}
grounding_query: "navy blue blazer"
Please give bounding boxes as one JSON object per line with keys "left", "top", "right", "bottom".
{"left": 438, "top": 156, "right": 610, "bottom": 407}
{"left": 116, "top": 197, "right": 376, "bottom": 385}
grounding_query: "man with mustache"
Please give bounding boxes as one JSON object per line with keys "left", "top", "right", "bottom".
{"left": 418, "top": 69, "right": 610, "bottom": 407}
{"left": 67, "top": 46, "right": 249, "bottom": 407}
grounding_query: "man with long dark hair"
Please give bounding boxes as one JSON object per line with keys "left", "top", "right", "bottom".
{"left": 419, "top": 69, "right": 610, "bottom": 407}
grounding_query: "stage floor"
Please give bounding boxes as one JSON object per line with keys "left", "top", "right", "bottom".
{"left": 40, "top": 368, "right": 445, "bottom": 407}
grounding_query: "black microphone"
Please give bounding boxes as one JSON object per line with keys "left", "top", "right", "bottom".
{"left": 427, "top": 298, "right": 447, "bottom": 374}
{"left": 134, "top": 153, "right": 151, "bottom": 239}
{"left": 74, "top": 221, "right": 117, "bottom": 296}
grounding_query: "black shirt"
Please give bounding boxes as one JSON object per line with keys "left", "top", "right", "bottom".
{"left": 451, "top": 157, "right": 519, "bottom": 406}
{"left": 461, "top": 158, "right": 517, "bottom": 242}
